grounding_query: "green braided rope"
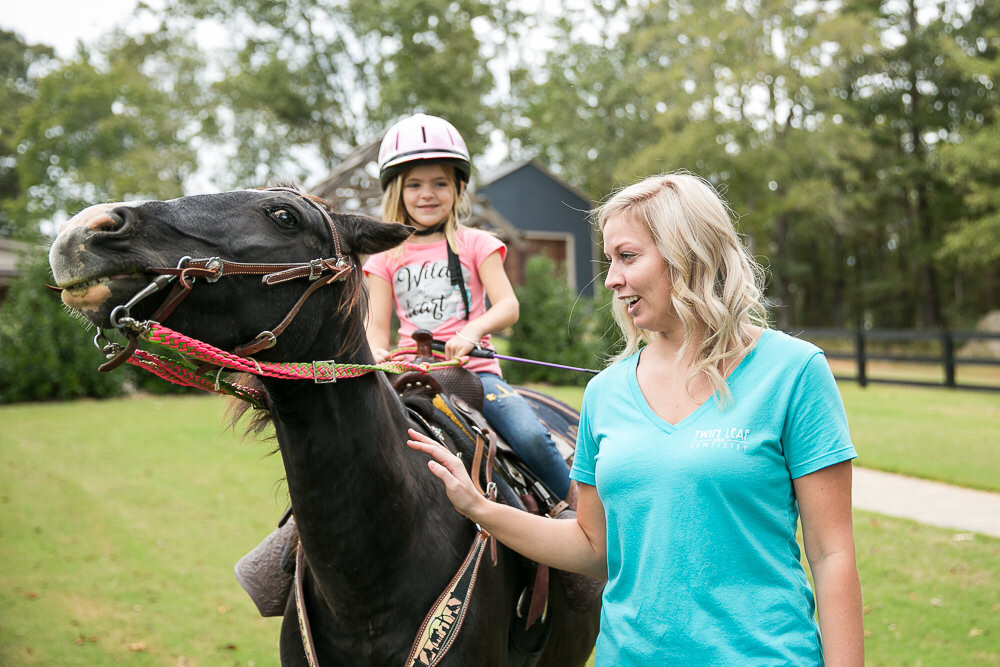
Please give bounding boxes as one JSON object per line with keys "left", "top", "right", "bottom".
{"left": 139, "top": 323, "right": 465, "bottom": 382}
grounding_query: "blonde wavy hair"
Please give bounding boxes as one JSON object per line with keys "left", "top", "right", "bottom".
{"left": 597, "top": 172, "right": 768, "bottom": 403}
{"left": 381, "top": 164, "right": 472, "bottom": 255}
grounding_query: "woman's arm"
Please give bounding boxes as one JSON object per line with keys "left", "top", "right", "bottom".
{"left": 407, "top": 429, "right": 608, "bottom": 580}
{"left": 365, "top": 274, "right": 394, "bottom": 363}
{"left": 444, "top": 250, "right": 519, "bottom": 359}
{"left": 795, "top": 460, "right": 864, "bottom": 667}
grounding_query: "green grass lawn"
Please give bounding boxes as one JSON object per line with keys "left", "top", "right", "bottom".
{"left": 2, "top": 389, "right": 998, "bottom": 665}
{"left": 854, "top": 512, "right": 1000, "bottom": 665}
{"left": 1, "top": 395, "right": 286, "bottom": 666}
{"left": 839, "top": 383, "right": 1000, "bottom": 492}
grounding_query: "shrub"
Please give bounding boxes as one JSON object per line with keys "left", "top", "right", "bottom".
{"left": 0, "top": 247, "right": 127, "bottom": 403}
{"left": 503, "top": 255, "right": 618, "bottom": 386}
{"left": 588, "top": 276, "right": 623, "bottom": 363}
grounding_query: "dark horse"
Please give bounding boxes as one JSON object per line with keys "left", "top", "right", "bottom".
{"left": 48, "top": 188, "right": 601, "bottom": 666}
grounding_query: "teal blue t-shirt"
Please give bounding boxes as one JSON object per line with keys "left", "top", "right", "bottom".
{"left": 570, "top": 329, "right": 856, "bottom": 666}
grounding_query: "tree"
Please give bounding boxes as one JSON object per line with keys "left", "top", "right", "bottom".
{"left": 503, "top": 255, "right": 610, "bottom": 386}
{"left": 505, "top": 2, "right": 661, "bottom": 199}
{"left": 12, "top": 36, "right": 205, "bottom": 231}
{"left": 348, "top": 0, "right": 517, "bottom": 140}
{"left": 620, "top": 0, "right": 884, "bottom": 329}
{"left": 504, "top": 0, "right": 889, "bottom": 328}
{"left": 0, "top": 30, "right": 54, "bottom": 239}
{"left": 161, "top": 0, "right": 518, "bottom": 186}
{"left": 2, "top": 27, "right": 211, "bottom": 239}
{"left": 510, "top": 0, "right": 1000, "bottom": 328}
{"left": 838, "top": 0, "right": 999, "bottom": 327}
{"left": 935, "top": 0, "right": 1000, "bottom": 314}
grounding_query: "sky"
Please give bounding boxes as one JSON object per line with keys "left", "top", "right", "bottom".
{"left": 1, "top": 0, "right": 154, "bottom": 57}
{"left": 0, "top": 0, "right": 572, "bottom": 59}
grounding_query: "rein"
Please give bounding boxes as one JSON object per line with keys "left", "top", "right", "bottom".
{"left": 115, "top": 322, "right": 466, "bottom": 409}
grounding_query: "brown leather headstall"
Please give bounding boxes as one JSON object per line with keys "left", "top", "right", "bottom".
{"left": 97, "top": 187, "right": 355, "bottom": 369}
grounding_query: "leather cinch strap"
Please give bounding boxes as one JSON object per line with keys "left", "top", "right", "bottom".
{"left": 294, "top": 543, "right": 320, "bottom": 667}
{"left": 405, "top": 529, "right": 491, "bottom": 667}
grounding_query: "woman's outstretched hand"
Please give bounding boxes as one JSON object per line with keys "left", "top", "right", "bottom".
{"left": 406, "top": 428, "right": 488, "bottom": 520}
{"left": 410, "top": 428, "right": 607, "bottom": 580}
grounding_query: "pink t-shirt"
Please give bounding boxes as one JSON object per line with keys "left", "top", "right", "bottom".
{"left": 363, "top": 227, "right": 507, "bottom": 375}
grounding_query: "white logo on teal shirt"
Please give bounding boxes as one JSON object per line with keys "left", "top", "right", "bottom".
{"left": 691, "top": 427, "right": 751, "bottom": 451}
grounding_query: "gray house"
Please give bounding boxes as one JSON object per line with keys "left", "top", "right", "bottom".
{"left": 478, "top": 160, "right": 598, "bottom": 297}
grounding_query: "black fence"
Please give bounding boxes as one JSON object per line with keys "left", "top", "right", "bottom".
{"left": 789, "top": 328, "right": 1000, "bottom": 393}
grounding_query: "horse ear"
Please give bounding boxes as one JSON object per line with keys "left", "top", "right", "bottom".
{"left": 343, "top": 215, "right": 413, "bottom": 256}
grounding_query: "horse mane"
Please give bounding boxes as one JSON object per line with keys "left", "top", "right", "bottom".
{"left": 224, "top": 372, "right": 274, "bottom": 437}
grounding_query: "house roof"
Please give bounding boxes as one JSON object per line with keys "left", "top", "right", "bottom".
{"left": 309, "top": 139, "right": 525, "bottom": 249}
{"left": 310, "top": 138, "right": 383, "bottom": 213}
{"left": 478, "top": 158, "right": 594, "bottom": 207}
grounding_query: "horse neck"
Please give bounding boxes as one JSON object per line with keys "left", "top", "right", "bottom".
{"left": 258, "top": 334, "right": 458, "bottom": 596}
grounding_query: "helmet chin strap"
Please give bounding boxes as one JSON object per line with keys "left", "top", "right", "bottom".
{"left": 411, "top": 220, "right": 447, "bottom": 236}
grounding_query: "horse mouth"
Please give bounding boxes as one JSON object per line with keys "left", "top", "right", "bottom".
{"left": 58, "top": 271, "right": 147, "bottom": 311}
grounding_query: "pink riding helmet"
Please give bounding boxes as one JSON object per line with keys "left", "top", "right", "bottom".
{"left": 378, "top": 113, "right": 471, "bottom": 191}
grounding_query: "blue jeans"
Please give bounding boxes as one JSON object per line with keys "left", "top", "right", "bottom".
{"left": 476, "top": 372, "right": 571, "bottom": 499}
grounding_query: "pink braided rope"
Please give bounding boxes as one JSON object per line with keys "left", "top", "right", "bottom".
{"left": 113, "top": 323, "right": 466, "bottom": 405}
{"left": 128, "top": 350, "right": 268, "bottom": 405}
{"left": 139, "top": 323, "right": 463, "bottom": 382}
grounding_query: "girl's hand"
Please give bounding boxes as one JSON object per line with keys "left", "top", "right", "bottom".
{"left": 444, "top": 333, "right": 477, "bottom": 360}
{"left": 406, "top": 428, "right": 488, "bottom": 520}
{"left": 372, "top": 347, "right": 391, "bottom": 364}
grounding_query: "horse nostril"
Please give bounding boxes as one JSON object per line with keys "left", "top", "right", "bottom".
{"left": 81, "top": 208, "right": 129, "bottom": 234}
{"left": 93, "top": 207, "right": 137, "bottom": 234}
{"left": 87, "top": 213, "right": 119, "bottom": 232}
{"left": 61, "top": 202, "right": 136, "bottom": 235}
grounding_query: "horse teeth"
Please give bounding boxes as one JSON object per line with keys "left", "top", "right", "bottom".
{"left": 65, "top": 277, "right": 108, "bottom": 294}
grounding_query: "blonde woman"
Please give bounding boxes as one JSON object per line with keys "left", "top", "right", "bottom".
{"left": 408, "top": 172, "right": 864, "bottom": 665}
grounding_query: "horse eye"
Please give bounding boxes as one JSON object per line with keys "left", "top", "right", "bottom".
{"left": 268, "top": 207, "right": 299, "bottom": 228}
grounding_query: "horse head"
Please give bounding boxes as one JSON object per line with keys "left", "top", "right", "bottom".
{"left": 49, "top": 187, "right": 411, "bottom": 361}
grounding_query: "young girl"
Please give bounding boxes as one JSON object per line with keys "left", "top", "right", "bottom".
{"left": 364, "top": 113, "right": 571, "bottom": 500}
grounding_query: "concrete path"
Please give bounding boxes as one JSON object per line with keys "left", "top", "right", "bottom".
{"left": 853, "top": 467, "right": 1000, "bottom": 539}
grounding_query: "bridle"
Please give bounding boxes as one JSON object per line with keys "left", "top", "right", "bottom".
{"left": 95, "top": 186, "right": 354, "bottom": 371}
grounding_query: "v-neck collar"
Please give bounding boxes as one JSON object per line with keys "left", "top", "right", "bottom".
{"left": 627, "top": 329, "right": 774, "bottom": 433}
